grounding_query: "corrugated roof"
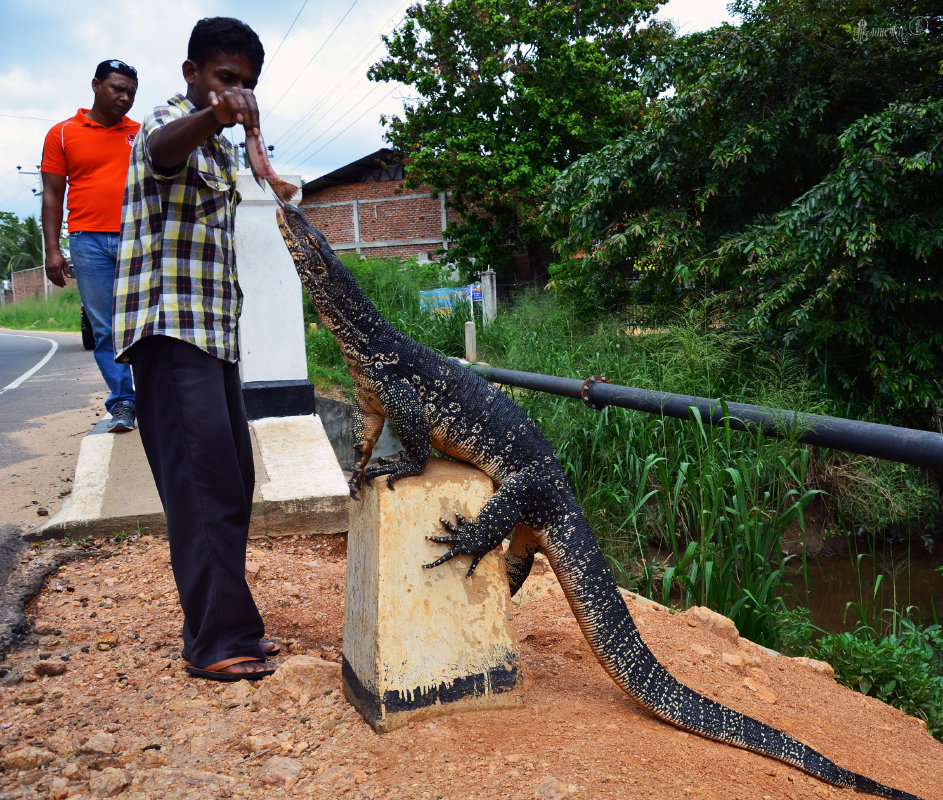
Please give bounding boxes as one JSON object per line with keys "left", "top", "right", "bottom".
{"left": 301, "top": 148, "right": 402, "bottom": 196}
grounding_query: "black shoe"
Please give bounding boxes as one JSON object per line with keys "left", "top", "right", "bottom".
{"left": 107, "top": 402, "right": 136, "bottom": 433}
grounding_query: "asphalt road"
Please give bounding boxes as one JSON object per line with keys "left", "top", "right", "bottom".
{"left": 0, "top": 329, "right": 103, "bottom": 470}
{"left": 0, "top": 329, "right": 104, "bottom": 656}
{"left": 0, "top": 331, "right": 55, "bottom": 391}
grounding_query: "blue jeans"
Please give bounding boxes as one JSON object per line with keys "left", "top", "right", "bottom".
{"left": 69, "top": 231, "right": 135, "bottom": 413}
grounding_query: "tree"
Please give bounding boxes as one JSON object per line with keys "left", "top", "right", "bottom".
{"left": 0, "top": 212, "right": 45, "bottom": 282}
{"left": 544, "top": 0, "right": 943, "bottom": 427}
{"left": 368, "top": 0, "right": 669, "bottom": 283}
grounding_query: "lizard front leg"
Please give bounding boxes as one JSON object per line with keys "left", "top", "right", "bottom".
{"left": 349, "top": 403, "right": 386, "bottom": 499}
{"left": 360, "top": 376, "right": 431, "bottom": 490}
{"left": 426, "top": 470, "right": 543, "bottom": 577}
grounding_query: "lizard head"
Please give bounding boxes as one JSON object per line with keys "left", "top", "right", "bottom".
{"left": 274, "top": 202, "right": 381, "bottom": 350}
{"left": 276, "top": 203, "right": 330, "bottom": 277}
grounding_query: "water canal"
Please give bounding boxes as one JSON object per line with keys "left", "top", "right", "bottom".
{"left": 785, "top": 535, "right": 942, "bottom": 635}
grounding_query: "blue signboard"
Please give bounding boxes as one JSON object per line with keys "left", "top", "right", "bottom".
{"left": 420, "top": 285, "right": 481, "bottom": 316}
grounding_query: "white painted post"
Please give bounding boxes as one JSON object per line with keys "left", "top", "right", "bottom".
{"left": 352, "top": 198, "right": 361, "bottom": 256}
{"left": 235, "top": 171, "right": 306, "bottom": 383}
{"left": 481, "top": 269, "right": 497, "bottom": 325}
{"left": 342, "top": 458, "right": 523, "bottom": 732}
{"left": 234, "top": 170, "right": 315, "bottom": 419}
{"left": 439, "top": 192, "right": 449, "bottom": 251}
{"left": 464, "top": 320, "right": 477, "bottom": 363}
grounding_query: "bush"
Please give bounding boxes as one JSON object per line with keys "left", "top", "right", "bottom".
{"left": 812, "top": 455, "right": 940, "bottom": 545}
{"left": 774, "top": 605, "right": 819, "bottom": 658}
{"left": 813, "top": 620, "right": 943, "bottom": 741}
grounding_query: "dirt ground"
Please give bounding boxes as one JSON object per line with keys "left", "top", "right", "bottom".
{"left": 1, "top": 394, "right": 941, "bottom": 800}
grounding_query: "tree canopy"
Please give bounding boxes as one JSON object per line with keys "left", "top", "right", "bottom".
{"left": 368, "top": 0, "right": 669, "bottom": 282}
{"left": 544, "top": 0, "right": 942, "bottom": 426}
{"left": 0, "top": 212, "right": 44, "bottom": 282}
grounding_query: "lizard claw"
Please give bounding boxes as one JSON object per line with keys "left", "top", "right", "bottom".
{"left": 439, "top": 513, "right": 468, "bottom": 532}
{"left": 466, "top": 553, "right": 485, "bottom": 577}
{"left": 423, "top": 544, "right": 486, "bottom": 577}
{"left": 423, "top": 549, "right": 458, "bottom": 570}
{"left": 423, "top": 514, "right": 494, "bottom": 576}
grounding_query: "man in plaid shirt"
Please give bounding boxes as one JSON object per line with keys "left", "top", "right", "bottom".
{"left": 114, "top": 17, "right": 277, "bottom": 682}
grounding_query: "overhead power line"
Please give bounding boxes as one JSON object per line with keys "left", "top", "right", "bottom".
{"left": 257, "top": 0, "right": 412, "bottom": 179}
{"left": 269, "top": 2, "right": 411, "bottom": 164}
{"left": 279, "top": 81, "right": 388, "bottom": 163}
{"left": 259, "top": 0, "right": 310, "bottom": 81}
{"left": 293, "top": 86, "right": 397, "bottom": 170}
{"left": 263, "top": 0, "right": 361, "bottom": 122}
{"left": 272, "top": 36, "right": 386, "bottom": 156}
{"left": 0, "top": 113, "right": 58, "bottom": 123}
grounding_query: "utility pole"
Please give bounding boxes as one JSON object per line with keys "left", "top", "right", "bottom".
{"left": 16, "top": 165, "right": 47, "bottom": 298}
{"left": 237, "top": 142, "right": 275, "bottom": 169}
{"left": 16, "top": 164, "right": 42, "bottom": 198}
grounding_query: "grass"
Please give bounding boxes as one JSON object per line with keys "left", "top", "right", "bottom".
{"left": 0, "top": 287, "right": 82, "bottom": 331}
{"left": 637, "top": 424, "right": 819, "bottom": 648}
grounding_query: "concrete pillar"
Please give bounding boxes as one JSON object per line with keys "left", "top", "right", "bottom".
{"left": 439, "top": 192, "right": 449, "bottom": 250}
{"left": 464, "top": 320, "right": 477, "bottom": 363}
{"left": 481, "top": 269, "right": 497, "bottom": 324}
{"left": 342, "top": 457, "right": 523, "bottom": 732}
{"left": 352, "top": 198, "right": 361, "bottom": 256}
{"left": 234, "top": 171, "right": 315, "bottom": 418}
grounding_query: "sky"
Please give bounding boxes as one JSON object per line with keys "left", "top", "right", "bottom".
{"left": 0, "top": 0, "right": 737, "bottom": 221}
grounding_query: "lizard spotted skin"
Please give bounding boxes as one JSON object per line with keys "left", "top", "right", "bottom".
{"left": 275, "top": 202, "right": 923, "bottom": 800}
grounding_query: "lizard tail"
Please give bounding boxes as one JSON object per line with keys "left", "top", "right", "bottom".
{"left": 540, "top": 510, "right": 923, "bottom": 800}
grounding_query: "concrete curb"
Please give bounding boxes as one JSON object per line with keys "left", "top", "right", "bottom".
{"left": 26, "top": 414, "right": 350, "bottom": 543}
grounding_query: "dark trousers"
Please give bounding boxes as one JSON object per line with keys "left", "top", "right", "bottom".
{"left": 129, "top": 335, "right": 265, "bottom": 668}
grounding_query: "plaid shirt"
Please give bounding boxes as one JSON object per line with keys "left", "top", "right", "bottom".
{"left": 114, "top": 93, "right": 242, "bottom": 363}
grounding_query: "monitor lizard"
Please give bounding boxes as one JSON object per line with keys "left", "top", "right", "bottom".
{"left": 273, "top": 200, "right": 924, "bottom": 800}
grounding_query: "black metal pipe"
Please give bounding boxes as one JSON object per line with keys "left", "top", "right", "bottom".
{"left": 468, "top": 364, "right": 943, "bottom": 470}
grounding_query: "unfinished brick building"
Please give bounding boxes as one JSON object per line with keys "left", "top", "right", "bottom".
{"left": 298, "top": 149, "right": 455, "bottom": 261}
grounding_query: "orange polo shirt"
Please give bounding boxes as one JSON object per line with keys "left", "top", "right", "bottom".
{"left": 41, "top": 108, "right": 140, "bottom": 233}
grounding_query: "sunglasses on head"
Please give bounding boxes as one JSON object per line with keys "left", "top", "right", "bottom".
{"left": 108, "top": 60, "right": 137, "bottom": 76}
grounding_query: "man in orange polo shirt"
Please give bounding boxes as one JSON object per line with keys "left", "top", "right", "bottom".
{"left": 41, "top": 59, "right": 140, "bottom": 432}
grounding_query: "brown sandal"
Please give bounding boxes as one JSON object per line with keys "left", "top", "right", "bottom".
{"left": 184, "top": 638, "right": 280, "bottom": 662}
{"left": 185, "top": 656, "right": 276, "bottom": 682}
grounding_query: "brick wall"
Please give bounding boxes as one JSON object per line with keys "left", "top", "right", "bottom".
{"left": 300, "top": 179, "right": 459, "bottom": 260}
{"left": 2, "top": 265, "right": 74, "bottom": 304}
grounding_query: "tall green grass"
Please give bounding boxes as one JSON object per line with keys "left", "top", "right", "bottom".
{"left": 0, "top": 287, "right": 82, "bottom": 331}
{"left": 636, "top": 418, "right": 819, "bottom": 648}
{"left": 304, "top": 254, "right": 467, "bottom": 393}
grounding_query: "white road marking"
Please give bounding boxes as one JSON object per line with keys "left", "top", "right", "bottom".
{"left": 0, "top": 332, "right": 59, "bottom": 395}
